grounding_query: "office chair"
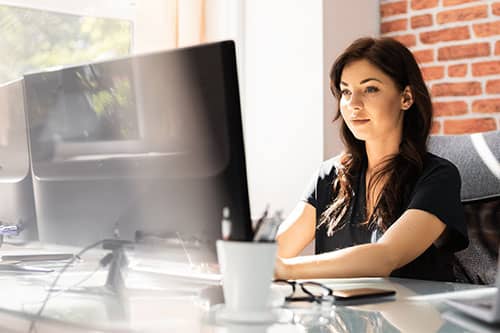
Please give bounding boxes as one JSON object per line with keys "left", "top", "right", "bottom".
{"left": 428, "top": 130, "right": 500, "bottom": 285}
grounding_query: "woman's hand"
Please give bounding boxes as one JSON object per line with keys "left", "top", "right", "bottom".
{"left": 274, "top": 256, "right": 291, "bottom": 280}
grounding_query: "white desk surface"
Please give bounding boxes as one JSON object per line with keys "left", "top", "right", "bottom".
{"left": 0, "top": 242, "right": 498, "bottom": 333}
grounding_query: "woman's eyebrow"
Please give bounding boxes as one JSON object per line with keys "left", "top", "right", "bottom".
{"left": 340, "top": 78, "right": 384, "bottom": 86}
{"left": 360, "top": 77, "right": 383, "bottom": 84}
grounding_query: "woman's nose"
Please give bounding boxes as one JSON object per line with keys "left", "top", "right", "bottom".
{"left": 349, "top": 92, "right": 363, "bottom": 110}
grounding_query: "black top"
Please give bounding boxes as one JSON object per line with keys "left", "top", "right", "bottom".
{"left": 303, "top": 153, "right": 468, "bottom": 282}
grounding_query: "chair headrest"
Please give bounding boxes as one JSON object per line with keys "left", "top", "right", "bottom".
{"left": 427, "top": 130, "right": 500, "bottom": 203}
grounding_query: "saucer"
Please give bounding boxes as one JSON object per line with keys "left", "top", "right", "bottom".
{"left": 214, "top": 305, "right": 280, "bottom": 324}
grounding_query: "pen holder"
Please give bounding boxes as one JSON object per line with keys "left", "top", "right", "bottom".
{"left": 216, "top": 240, "right": 277, "bottom": 313}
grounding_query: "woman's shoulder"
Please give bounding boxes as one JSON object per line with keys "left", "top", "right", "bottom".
{"left": 422, "top": 152, "right": 461, "bottom": 178}
{"left": 318, "top": 154, "right": 344, "bottom": 178}
{"left": 411, "top": 153, "right": 462, "bottom": 190}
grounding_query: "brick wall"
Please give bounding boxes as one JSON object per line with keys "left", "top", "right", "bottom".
{"left": 380, "top": 0, "right": 500, "bottom": 135}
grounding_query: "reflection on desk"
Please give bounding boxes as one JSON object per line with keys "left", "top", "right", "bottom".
{"left": 0, "top": 243, "right": 497, "bottom": 333}
{"left": 442, "top": 311, "right": 500, "bottom": 333}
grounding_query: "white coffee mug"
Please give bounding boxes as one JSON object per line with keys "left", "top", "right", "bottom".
{"left": 216, "top": 240, "right": 277, "bottom": 313}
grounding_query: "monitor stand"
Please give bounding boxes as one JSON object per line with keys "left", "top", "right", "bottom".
{"left": 47, "top": 238, "right": 203, "bottom": 324}
{"left": 48, "top": 239, "right": 132, "bottom": 321}
{"left": 104, "top": 243, "right": 128, "bottom": 296}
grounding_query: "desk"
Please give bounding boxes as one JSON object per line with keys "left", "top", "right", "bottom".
{"left": 0, "top": 243, "right": 498, "bottom": 333}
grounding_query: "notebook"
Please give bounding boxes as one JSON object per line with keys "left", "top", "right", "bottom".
{"left": 446, "top": 257, "right": 500, "bottom": 324}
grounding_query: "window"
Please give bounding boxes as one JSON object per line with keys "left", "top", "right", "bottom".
{"left": 0, "top": 4, "right": 132, "bottom": 84}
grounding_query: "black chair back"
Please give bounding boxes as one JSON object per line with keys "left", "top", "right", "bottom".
{"left": 428, "top": 130, "right": 500, "bottom": 284}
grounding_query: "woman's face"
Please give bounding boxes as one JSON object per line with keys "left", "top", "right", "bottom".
{"left": 339, "top": 59, "right": 409, "bottom": 144}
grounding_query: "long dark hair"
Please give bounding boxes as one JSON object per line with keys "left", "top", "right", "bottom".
{"left": 319, "top": 37, "right": 433, "bottom": 236}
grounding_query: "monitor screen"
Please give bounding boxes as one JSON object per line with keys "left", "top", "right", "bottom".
{"left": 23, "top": 41, "right": 253, "bottom": 252}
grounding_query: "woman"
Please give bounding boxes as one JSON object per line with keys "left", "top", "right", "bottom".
{"left": 275, "top": 37, "right": 468, "bottom": 282}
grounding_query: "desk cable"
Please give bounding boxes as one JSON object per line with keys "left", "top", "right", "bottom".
{"left": 28, "top": 239, "right": 106, "bottom": 333}
{"left": 34, "top": 262, "right": 103, "bottom": 302}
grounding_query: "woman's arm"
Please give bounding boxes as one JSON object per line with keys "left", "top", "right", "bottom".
{"left": 275, "top": 209, "right": 446, "bottom": 279}
{"left": 276, "top": 202, "right": 316, "bottom": 258}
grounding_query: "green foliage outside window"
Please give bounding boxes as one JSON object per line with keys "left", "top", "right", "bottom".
{"left": 0, "top": 5, "right": 132, "bottom": 84}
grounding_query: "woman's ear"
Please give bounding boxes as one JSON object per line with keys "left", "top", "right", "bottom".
{"left": 400, "top": 86, "right": 414, "bottom": 110}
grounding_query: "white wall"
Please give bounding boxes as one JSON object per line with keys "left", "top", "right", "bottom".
{"left": 243, "top": 1, "right": 324, "bottom": 218}
{"left": 243, "top": 0, "right": 379, "bottom": 218}
{"left": 323, "top": 0, "right": 380, "bottom": 159}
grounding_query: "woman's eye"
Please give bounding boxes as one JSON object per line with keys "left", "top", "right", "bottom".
{"left": 365, "top": 86, "right": 379, "bottom": 93}
{"left": 341, "top": 89, "right": 351, "bottom": 96}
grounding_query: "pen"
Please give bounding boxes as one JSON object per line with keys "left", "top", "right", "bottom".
{"left": 221, "top": 207, "right": 231, "bottom": 240}
{"left": 253, "top": 204, "right": 269, "bottom": 238}
{"left": 252, "top": 210, "right": 283, "bottom": 242}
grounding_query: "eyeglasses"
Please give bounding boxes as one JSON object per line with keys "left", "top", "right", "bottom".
{"left": 274, "top": 279, "right": 333, "bottom": 303}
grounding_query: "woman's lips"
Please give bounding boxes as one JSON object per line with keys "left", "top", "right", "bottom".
{"left": 351, "top": 119, "right": 370, "bottom": 125}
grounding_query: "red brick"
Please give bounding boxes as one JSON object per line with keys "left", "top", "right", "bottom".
{"left": 381, "top": 19, "right": 408, "bottom": 33}
{"left": 472, "top": 61, "right": 500, "bottom": 76}
{"left": 411, "top": 15, "right": 433, "bottom": 29}
{"left": 433, "top": 101, "right": 468, "bottom": 116}
{"left": 496, "top": 41, "right": 500, "bottom": 55}
{"left": 381, "top": 1, "right": 407, "bottom": 18}
{"left": 411, "top": 0, "right": 438, "bottom": 10}
{"left": 443, "top": 118, "right": 497, "bottom": 134}
{"left": 473, "top": 22, "right": 500, "bottom": 38}
{"left": 494, "top": 3, "right": 500, "bottom": 16}
{"left": 438, "top": 43, "right": 490, "bottom": 61}
{"left": 421, "top": 66, "right": 445, "bottom": 81}
{"left": 448, "top": 64, "right": 468, "bottom": 77}
{"left": 436, "top": 5, "right": 488, "bottom": 24}
{"left": 392, "top": 34, "right": 417, "bottom": 47}
{"left": 486, "top": 80, "right": 500, "bottom": 94}
{"left": 472, "top": 99, "right": 500, "bottom": 113}
{"left": 430, "top": 120, "right": 441, "bottom": 134}
{"left": 431, "top": 82, "right": 482, "bottom": 96}
{"left": 413, "top": 49, "right": 434, "bottom": 63}
{"left": 420, "top": 26, "right": 470, "bottom": 44}
{"left": 443, "top": 0, "right": 479, "bottom": 5}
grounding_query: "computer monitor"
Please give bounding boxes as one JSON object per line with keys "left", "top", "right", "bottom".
{"left": 23, "top": 41, "right": 253, "bottom": 254}
{"left": 0, "top": 79, "right": 38, "bottom": 241}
